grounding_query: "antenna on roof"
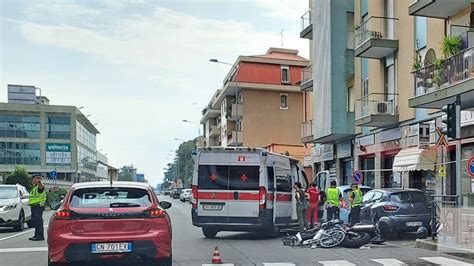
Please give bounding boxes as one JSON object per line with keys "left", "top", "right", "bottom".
{"left": 279, "top": 29, "right": 285, "bottom": 47}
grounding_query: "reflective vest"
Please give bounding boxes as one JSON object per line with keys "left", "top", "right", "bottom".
{"left": 326, "top": 187, "right": 340, "bottom": 207}
{"left": 29, "top": 185, "right": 46, "bottom": 206}
{"left": 351, "top": 189, "right": 363, "bottom": 207}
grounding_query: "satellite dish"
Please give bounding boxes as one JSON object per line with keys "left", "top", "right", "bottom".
{"left": 424, "top": 49, "right": 436, "bottom": 65}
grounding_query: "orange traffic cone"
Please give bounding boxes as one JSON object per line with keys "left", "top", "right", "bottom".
{"left": 211, "top": 246, "right": 222, "bottom": 264}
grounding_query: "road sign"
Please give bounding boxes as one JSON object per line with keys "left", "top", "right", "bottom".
{"left": 352, "top": 170, "right": 364, "bottom": 185}
{"left": 435, "top": 127, "right": 448, "bottom": 147}
{"left": 50, "top": 170, "right": 57, "bottom": 179}
{"left": 438, "top": 166, "right": 446, "bottom": 178}
{"left": 468, "top": 157, "right": 474, "bottom": 178}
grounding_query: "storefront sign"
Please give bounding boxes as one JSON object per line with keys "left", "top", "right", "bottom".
{"left": 378, "top": 128, "right": 401, "bottom": 143}
{"left": 468, "top": 157, "right": 474, "bottom": 178}
{"left": 313, "top": 145, "right": 322, "bottom": 163}
{"left": 357, "top": 134, "right": 374, "bottom": 147}
{"left": 408, "top": 124, "right": 418, "bottom": 136}
{"left": 336, "top": 141, "right": 352, "bottom": 159}
{"left": 46, "top": 143, "right": 71, "bottom": 164}
{"left": 322, "top": 144, "right": 334, "bottom": 161}
{"left": 418, "top": 123, "right": 430, "bottom": 149}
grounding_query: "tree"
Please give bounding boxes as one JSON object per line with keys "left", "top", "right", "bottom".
{"left": 118, "top": 172, "right": 134, "bottom": 181}
{"left": 5, "top": 166, "right": 32, "bottom": 190}
{"left": 163, "top": 139, "right": 196, "bottom": 188}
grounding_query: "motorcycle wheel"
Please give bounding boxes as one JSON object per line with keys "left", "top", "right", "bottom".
{"left": 319, "top": 229, "right": 346, "bottom": 248}
{"left": 341, "top": 232, "right": 371, "bottom": 248}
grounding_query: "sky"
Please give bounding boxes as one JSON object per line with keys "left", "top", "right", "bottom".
{"left": 0, "top": 0, "right": 309, "bottom": 187}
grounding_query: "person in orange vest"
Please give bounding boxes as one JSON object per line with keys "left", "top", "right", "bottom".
{"left": 306, "top": 183, "right": 320, "bottom": 228}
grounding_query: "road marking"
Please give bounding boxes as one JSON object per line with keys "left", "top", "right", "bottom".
{"left": 318, "top": 260, "right": 355, "bottom": 266}
{"left": 0, "top": 225, "right": 48, "bottom": 241}
{"left": 202, "top": 264, "right": 234, "bottom": 266}
{"left": 420, "top": 257, "right": 473, "bottom": 266}
{"left": 262, "top": 263, "right": 296, "bottom": 266}
{"left": 371, "top": 258, "right": 406, "bottom": 265}
{"left": 0, "top": 247, "right": 47, "bottom": 253}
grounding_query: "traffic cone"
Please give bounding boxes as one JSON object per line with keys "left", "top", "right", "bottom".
{"left": 211, "top": 246, "right": 222, "bottom": 264}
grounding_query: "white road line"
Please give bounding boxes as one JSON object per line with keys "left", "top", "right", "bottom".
{"left": 0, "top": 247, "right": 47, "bottom": 253}
{"left": 262, "top": 263, "right": 296, "bottom": 266}
{"left": 371, "top": 258, "right": 406, "bottom": 265}
{"left": 420, "top": 256, "right": 473, "bottom": 266}
{"left": 318, "top": 260, "right": 356, "bottom": 266}
{"left": 0, "top": 225, "right": 48, "bottom": 241}
{"left": 202, "top": 264, "right": 234, "bottom": 266}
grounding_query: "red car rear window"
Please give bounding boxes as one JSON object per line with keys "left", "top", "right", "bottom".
{"left": 69, "top": 187, "right": 152, "bottom": 208}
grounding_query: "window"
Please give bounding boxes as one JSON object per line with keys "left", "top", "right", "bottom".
{"left": 0, "top": 114, "right": 40, "bottom": 139}
{"left": 267, "top": 167, "right": 275, "bottom": 191}
{"left": 361, "top": 0, "right": 368, "bottom": 18}
{"left": 362, "top": 191, "right": 375, "bottom": 203}
{"left": 415, "top": 17, "right": 427, "bottom": 50}
{"left": 198, "top": 165, "right": 228, "bottom": 190}
{"left": 347, "top": 85, "right": 354, "bottom": 112}
{"left": 0, "top": 142, "right": 40, "bottom": 165}
{"left": 372, "top": 191, "right": 384, "bottom": 203}
{"left": 347, "top": 12, "right": 355, "bottom": 50}
{"left": 281, "top": 66, "right": 290, "bottom": 84}
{"left": 69, "top": 187, "right": 152, "bottom": 208}
{"left": 390, "top": 191, "right": 428, "bottom": 203}
{"left": 46, "top": 115, "right": 71, "bottom": 139}
{"left": 362, "top": 78, "right": 369, "bottom": 97}
{"left": 280, "top": 94, "right": 288, "bottom": 109}
{"left": 275, "top": 167, "right": 292, "bottom": 192}
{"left": 228, "top": 166, "right": 259, "bottom": 191}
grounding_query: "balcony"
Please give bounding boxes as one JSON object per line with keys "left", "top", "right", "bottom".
{"left": 300, "top": 65, "right": 313, "bottom": 91}
{"left": 226, "top": 103, "right": 242, "bottom": 121}
{"left": 355, "top": 93, "right": 399, "bottom": 127}
{"left": 301, "top": 120, "right": 314, "bottom": 143}
{"left": 410, "top": 47, "right": 474, "bottom": 110}
{"left": 227, "top": 130, "right": 243, "bottom": 146}
{"left": 209, "top": 125, "right": 219, "bottom": 137}
{"left": 355, "top": 17, "right": 399, "bottom": 59}
{"left": 409, "top": 0, "right": 472, "bottom": 19}
{"left": 300, "top": 10, "right": 312, "bottom": 39}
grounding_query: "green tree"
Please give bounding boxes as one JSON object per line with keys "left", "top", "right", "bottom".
{"left": 5, "top": 166, "right": 32, "bottom": 190}
{"left": 118, "top": 172, "right": 134, "bottom": 181}
{"left": 163, "top": 139, "right": 196, "bottom": 188}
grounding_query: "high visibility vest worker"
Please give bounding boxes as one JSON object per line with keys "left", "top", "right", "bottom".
{"left": 326, "top": 187, "right": 340, "bottom": 207}
{"left": 29, "top": 185, "right": 46, "bottom": 206}
{"left": 351, "top": 189, "right": 363, "bottom": 207}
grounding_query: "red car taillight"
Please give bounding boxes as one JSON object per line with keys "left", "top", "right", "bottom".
{"left": 54, "top": 210, "right": 72, "bottom": 220}
{"left": 259, "top": 186, "right": 266, "bottom": 209}
{"left": 191, "top": 185, "right": 198, "bottom": 209}
{"left": 146, "top": 208, "right": 166, "bottom": 218}
{"left": 382, "top": 205, "right": 399, "bottom": 212}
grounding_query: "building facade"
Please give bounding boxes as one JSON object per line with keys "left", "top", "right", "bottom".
{"left": 201, "top": 48, "right": 309, "bottom": 158}
{"left": 0, "top": 90, "right": 99, "bottom": 185}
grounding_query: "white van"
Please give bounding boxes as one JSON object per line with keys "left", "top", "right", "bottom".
{"left": 191, "top": 147, "right": 308, "bottom": 238}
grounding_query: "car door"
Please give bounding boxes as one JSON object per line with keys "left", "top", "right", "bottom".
{"left": 360, "top": 191, "right": 375, "bottom": 223}
{"left": 19, "top": 187, "right": 31, "bottom": 220}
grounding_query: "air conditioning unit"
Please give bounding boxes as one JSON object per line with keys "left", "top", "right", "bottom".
{"left": 377, "top": 102, "right": 388, "bottom": 114}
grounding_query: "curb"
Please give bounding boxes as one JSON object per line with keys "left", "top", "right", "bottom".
{"left": 415, "top": 239, "right": 474, "bottom": 260}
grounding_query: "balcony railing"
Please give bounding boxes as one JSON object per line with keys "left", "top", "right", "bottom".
{"left": 301, "top": 65, "right": 313, "bottom": 85}
{"left": 301, "top": 120, "right": 313, "bottom": 139}
{"left": 355, "top": 16, "right": 398, "bottom": 48}
{"left": 355, "top": 93, "right": 398, "bottom": 120}
{"left": 301, "top": 10, "right": 312, "bottom": 31}
{"left": 413, "top": 47, "right": 474, "bottom": 96}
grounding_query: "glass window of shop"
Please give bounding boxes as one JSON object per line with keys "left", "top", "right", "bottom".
{"left": 0, "top": 142, "right": 40, "bottom": 165}
{"left": 461, "top": 144, "right": 474, "bottom": 197}
{"left": 360, "top": 157, "right": 375, "bottom": 188}
{"left": 76, "top": 122, "right": 96, "bottom": 151}
{"left": 382, "top": 154, "right": 396, "bottom": 188}
{"left": 46, "top": 115, "right": 71, "bottom": 139}
{"left": 342, "top": 160, "right": 353, "bottom": 185}
{"left": 0, "top": 114, "right": 41, "bottom": 139}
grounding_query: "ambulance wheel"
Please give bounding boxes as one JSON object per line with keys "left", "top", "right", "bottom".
{"left": 202, "top": 227, "right": 218, "bottom": 238}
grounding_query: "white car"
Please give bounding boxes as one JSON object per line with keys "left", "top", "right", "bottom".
{"left": 180, "top": 189, "right": 192, "bottom": 202}
{"left": 0, "top": 184, "right": 32, "bottom": 231}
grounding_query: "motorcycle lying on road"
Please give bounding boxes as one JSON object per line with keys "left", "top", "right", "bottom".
{"left": 340, "top": 223, "right": 385, "bottom": 248}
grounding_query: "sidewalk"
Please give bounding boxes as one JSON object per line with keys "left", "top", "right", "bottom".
{"left": 416, "top": 238, "right": 474, "bottom": 260}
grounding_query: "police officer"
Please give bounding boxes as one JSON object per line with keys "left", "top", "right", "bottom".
{"left": 325, "top": 180, "right": 342, "bottom": 221}
{"left": 29, "top": 173, "right": 46, "bottom": 241}
{"left": 349, "top": 183, "right": 363, "bottom": 226}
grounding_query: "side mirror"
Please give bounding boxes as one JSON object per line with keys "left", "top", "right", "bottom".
{"left": 159, "top": 201, "right": 172, "bottom": 209}
{"left": 21, "top": 195, "right": 29, "bottom": 200}
{"left": 50, "top": 201, "right": 62, "bottom": 210}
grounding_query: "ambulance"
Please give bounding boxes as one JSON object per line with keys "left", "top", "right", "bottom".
{"left": 191, "top": 147, "right": 308, "bottom": 238}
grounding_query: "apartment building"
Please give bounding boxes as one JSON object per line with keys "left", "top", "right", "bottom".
{"left": 300, "top": 0, "right": 356, "bottom": 185}
{"left": 201, "top": 48, "right": 309, "bottom": 159}
{"left": 0, "top": 85, "right": 100, "bottom": 186}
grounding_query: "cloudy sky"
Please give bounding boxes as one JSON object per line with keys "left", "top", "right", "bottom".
{"left": 1, "top": 0, "right": 309, "bottom": 186}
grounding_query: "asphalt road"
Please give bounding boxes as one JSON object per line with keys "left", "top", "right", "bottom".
{"left": 0, "top": 201, "right": 472, "bottom": 266}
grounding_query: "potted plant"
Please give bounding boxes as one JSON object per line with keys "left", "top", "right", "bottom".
{"left": 432, "top": 58, "right": 444, "bottom": 89}
{"left": 412, "top": 52, "right": 423, "bottom": 72}
{"left": 441, "top": 35, "right": 461, "bottom": 58}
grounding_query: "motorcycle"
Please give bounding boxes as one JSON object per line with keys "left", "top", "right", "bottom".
{"left": 340, "top": 223, "right": 385, "bottom": 248}
{"left": 282, "top": 220, "right": 346, "bottom": 248}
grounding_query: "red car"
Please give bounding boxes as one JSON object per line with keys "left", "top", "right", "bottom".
{"left": 47, "top": 182, "right": 172, "bottom": 266}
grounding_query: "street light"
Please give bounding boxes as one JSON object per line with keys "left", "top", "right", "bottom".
{"left": 209, "top": 58, "right": 241, "bottom": 146}
{"left": 182, "top": 120, "right": 201, "bottom": 137}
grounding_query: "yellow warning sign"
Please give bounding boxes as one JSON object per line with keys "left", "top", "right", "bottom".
{"left": 438, "top": 166, "right": 446, "bottom": 178}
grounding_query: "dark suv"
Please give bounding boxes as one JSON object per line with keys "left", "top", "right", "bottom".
{"left": 359, "top": 188, "right": 431, "bottom": 237}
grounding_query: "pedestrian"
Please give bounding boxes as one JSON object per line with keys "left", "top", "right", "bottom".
{"left": 349, "top": 183, "right": 363, "bottom": 226}
{"left": 306, "top": 182, "right": 320, "bottom": 228}
{"left": 325, "top": 180, "right": 342, "bottom": 221}
{"left": 29, "top": 173, "right": 46, "bottom": 241}
{"left": 294, "top": 182, "right": 309, "bottom": 231}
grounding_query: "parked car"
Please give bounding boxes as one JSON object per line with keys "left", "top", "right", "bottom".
{"left": 172, "top": 188, "right": 183, "bottom": 199}
{"left": 0, "top": 184, "right": 32, "bottom": 231}
{"left": 47, "top": 181, "right": 173, "bottom": 266}
{"left": 359, "top": 188, "right": 431, "bottom": 237}
{"left": 337, "top": 185, "right": 371, "bottom": 222}
{"left": 180, "top": 189, "right": 192, "bottom": 202}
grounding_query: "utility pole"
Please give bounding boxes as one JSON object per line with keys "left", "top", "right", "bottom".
{"left": 455, "top": 94, "right": 461, "bottom": 205}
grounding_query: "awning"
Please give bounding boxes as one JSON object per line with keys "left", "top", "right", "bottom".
{"left": 392, "top": 147, "right": 436, "bottom": 172}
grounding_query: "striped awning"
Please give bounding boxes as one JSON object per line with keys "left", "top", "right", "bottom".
{"left": 393, "top": 147, "right": 436, "bottom": 172}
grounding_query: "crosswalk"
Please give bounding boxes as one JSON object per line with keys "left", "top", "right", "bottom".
{"left": 202, "top": 256, "right": 474, "bottom": 266}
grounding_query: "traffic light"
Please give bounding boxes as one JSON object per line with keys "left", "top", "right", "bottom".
{"left": 442, "top": 103, "right": 457, "bottom": 139}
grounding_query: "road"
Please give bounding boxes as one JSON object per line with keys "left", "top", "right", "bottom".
{"left": 0, "top": 201, "right": 472, "bottom": 265}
